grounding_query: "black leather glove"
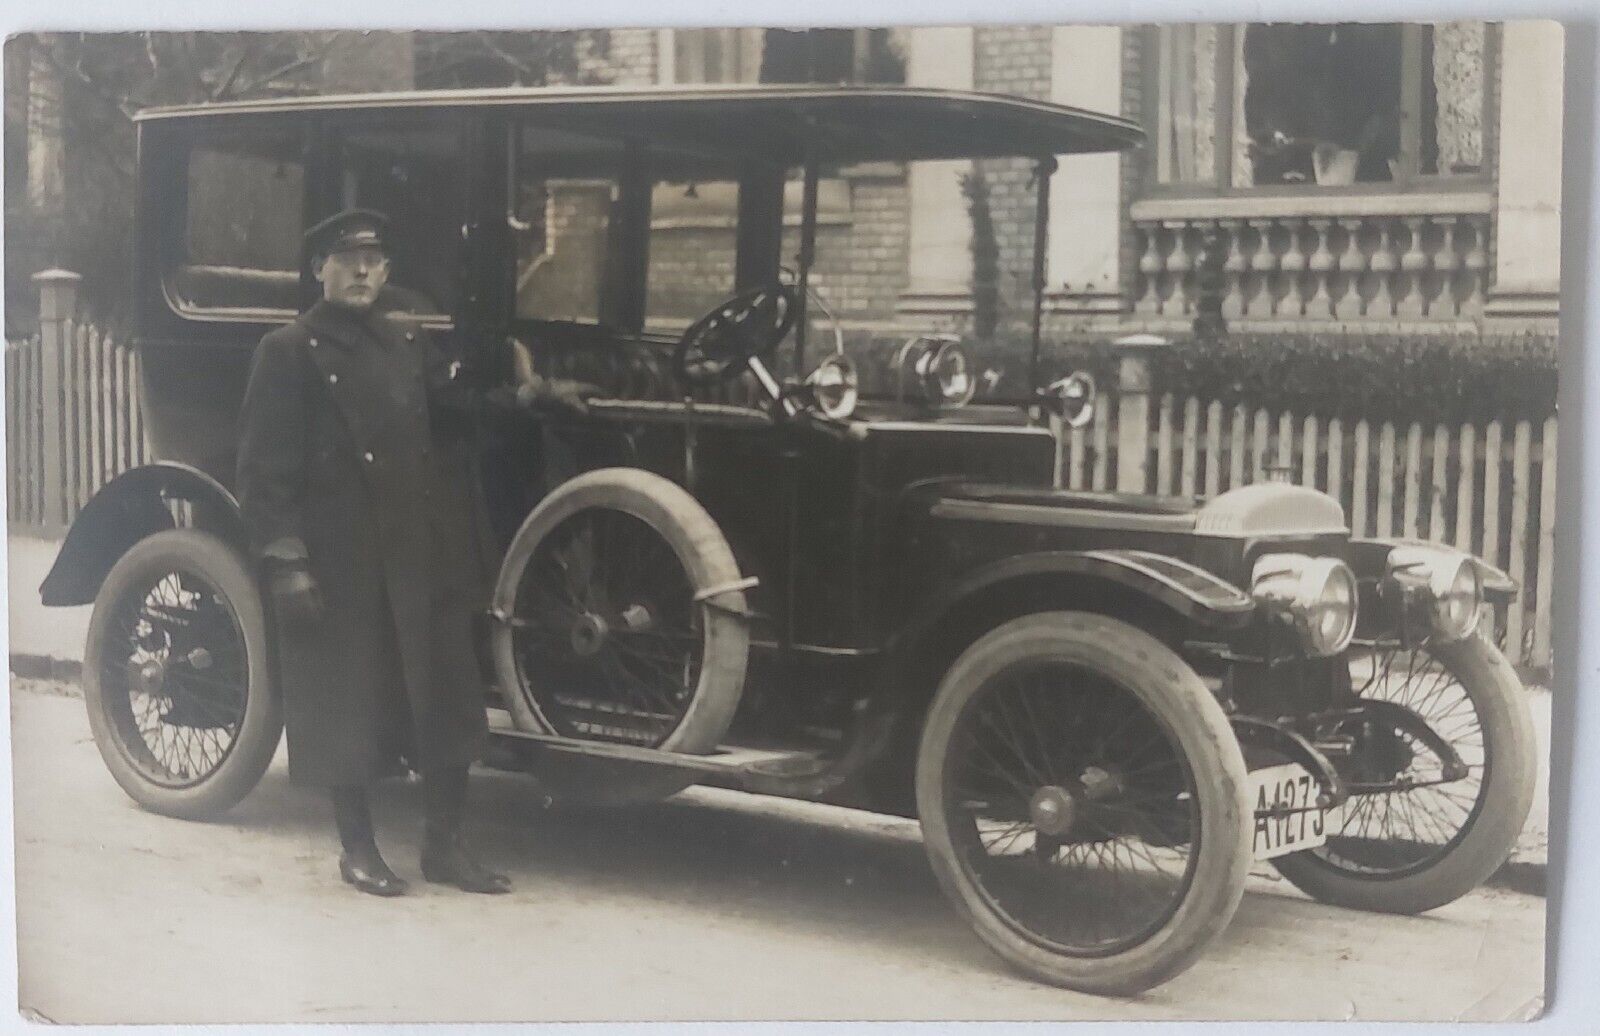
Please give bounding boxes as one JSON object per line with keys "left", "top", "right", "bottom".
{"left": 268, "top": 558, "right": 325, "bottom": 632}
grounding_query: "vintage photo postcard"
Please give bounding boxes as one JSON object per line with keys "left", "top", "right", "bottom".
{"left": 5, "top": 20, "right": 1562, "bottom": 1022}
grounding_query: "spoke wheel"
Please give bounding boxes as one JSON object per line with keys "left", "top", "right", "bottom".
{"left": 918, "top": 612, "right": 1251, "bottom": 996}
{"left": 514, "top": 507, "right": 707, "bottom": 746}
{"left": 492, "top": 468, "right": 749, "bottom": 790}
{"left": 1273, "top": 633, "right": 1535, "bottom": 914}
{"left": 84, "top": 530, "right": 281, "bottom": 819}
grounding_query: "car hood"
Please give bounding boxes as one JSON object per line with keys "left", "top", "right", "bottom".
{"left": 923, "top": 480, "right": 1348, "bottom": 538}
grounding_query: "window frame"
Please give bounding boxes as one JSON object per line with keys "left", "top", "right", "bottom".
{"left": 157, "top": 116, "right": 312, "bottom": 325}
{"left": 1138, "top": 22, "right": 1496, "bottom": 201}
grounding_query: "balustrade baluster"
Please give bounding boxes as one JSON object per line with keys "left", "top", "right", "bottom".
{"left": 1278, "top": 218, "right": 1308, "bottom": 317}
{"left": 1246, "top": 218, "right": 1276, "bottom": 318}
{"left": 1398, "top": 215, "right": 1430, "bottom": 318}
{"left": 1335, "top": 217, "right": 1367, "bottom": 320}
{"left": 1220, "top": 219, "right": 1246, "bottom": 319}
{"left": 1432, "top": 216, "right": 1461, "bottom": 319}
{"left": 1367, "top": 219, "right": 1399, "bottom": 318}
{"left": 1306, "top": 218, "right": 1335, "bottom": 318}
{"left": 1163, "top": 220, "right": 1192, "bottom": 317}
{"left": 1137, "top": 223, "right": 1162, "bottom": 313}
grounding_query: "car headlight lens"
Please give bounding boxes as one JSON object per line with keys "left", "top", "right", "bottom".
{"left": 1251, "top": 553, "right": 1359, "bottom": 657}
{"left": 920, "top": 341, "right": 976, "bottom": 407}
{"left": 1387, "top": 546, "right": 1482, "bottom": 641}
{"left": 896, "top": 336, "right": 977, "bottom": 409}
{"left": 804, "top": 354, "right": 858, "bottom": 419}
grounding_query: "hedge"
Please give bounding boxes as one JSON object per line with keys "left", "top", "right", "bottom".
{"left": 841, "top": 328, "right": 1558, "bottom": 426}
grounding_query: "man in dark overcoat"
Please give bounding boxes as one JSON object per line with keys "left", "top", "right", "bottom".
{"left": 237, "top": 209, "right": 591, "bottom": 896}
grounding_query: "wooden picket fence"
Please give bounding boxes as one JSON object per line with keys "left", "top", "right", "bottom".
{"left": 1, "top": 310, "right": 1558, "bottom": 673}
{"left": 1060, "top": 394, "right": 1557, "bottom": 672}
{"left": 5, "top": 322, "right": 151, "bottom": 531}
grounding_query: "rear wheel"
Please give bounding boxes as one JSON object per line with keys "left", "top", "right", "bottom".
{"left": 917, "top": 612, "right": 1252, "bottom": 995}
{"left": 83, "top": 529, "right": 281, "bottom": 819}
{"left": 1272, "top": 634, "right": 1535, "bottom": 913}
{"left": 490, "top": 468, "right": 749, "bottom": 806}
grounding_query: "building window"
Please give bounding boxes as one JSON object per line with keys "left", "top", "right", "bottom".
{"left": 1150, "top": 22, "right": 1487, "bottom": 191}
{"left": 669, "top": 28, "right": 905, "bottom": 85}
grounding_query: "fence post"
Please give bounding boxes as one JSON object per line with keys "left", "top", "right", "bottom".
{"left": 1114, "top": 333, "right": 1167, "bottom": 494}
{"left": 31, "top": 268, "right": 80, "bottom": 531}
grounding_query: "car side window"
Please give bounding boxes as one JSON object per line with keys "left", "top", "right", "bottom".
{"left": 511, "top": 124, "right": 625, "bottom": 325}
{"left": 334, "top": 121, "right": 466, "bottom": 319}
{"left": 643, "top": 178, "right": 741, "bottom": 335}
{"left": 169, "top": 125, "right": 305, "bottom": 316}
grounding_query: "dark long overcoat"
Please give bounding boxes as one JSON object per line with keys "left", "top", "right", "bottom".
{"left": 236, "top": 298, "right": 490, "bottom": 787}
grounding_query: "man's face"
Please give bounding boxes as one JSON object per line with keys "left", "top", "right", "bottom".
{"left": 313, "top": 245, "right": 389, "bottom": 310}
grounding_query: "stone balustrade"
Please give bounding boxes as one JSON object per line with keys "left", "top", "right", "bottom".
{"left": 1129, "top": 194, "right": 1493, "bottom": 323}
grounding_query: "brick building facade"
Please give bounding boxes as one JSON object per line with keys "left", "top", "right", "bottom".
{"left": 570, "top": 23, "right": 1561, "bottom": 340}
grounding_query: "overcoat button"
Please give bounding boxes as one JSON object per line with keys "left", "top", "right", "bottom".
{"left": 309, "top": 337, "right": 319, "bottom": 348}
{"left": 405, "top": 331, "right": 415, "bottom": 341}
{"left": 328, "top": 373, "right": 338, "bottom": 385}
{"left": 363, "top": 451, "right": 375, "bottom": 463}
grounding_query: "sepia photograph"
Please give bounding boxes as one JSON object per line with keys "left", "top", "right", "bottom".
{"left": 2, "top": 14, "right": 1570, "bottom": 1023}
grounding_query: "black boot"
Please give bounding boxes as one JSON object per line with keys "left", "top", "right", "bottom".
{"left": 421, "top": 767, "right": 510, "bottom": 894}
{"left": 332, "top": 786, "right": 408, "bottom": 897}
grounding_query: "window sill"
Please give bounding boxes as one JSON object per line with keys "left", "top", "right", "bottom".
{"left": 650, "top": 213, "right": 852, "bottom": 232}
{"left": 1131, "top": 190, "right": 1493, "bottom": 222}
{"left": 836, "top": 160, "right": 906, "bottom": 181}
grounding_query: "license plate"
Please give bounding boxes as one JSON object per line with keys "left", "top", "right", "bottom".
{"left": 1250, "top": 763, "right": 1340, "bottom": 861}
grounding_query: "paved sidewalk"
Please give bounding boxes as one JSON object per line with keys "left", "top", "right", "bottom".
{"left": 6, "top": 535, "right": 89, "bottom": 663}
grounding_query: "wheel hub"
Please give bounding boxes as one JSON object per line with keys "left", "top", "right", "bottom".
{"left": 1352, "top": 720, "right": 1416, "bottom": 783}
{"left": 620, "top": 602, "right": 654, "bottom": 631}
{"left": 1029, "top": 785, "right": 1079, "bottom": 838}
{"left": 128, "top": 658, "right": 166, "bottom": 696}
{"left": 570, "top": 613, "right": 610, "bottom": 656}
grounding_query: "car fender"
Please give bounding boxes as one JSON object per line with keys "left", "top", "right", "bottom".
{"left": 884, "top": 548, "right": 1254, "bottom": 679}
{"left": 40, "top": 463, "right": 246, "bottom": 607}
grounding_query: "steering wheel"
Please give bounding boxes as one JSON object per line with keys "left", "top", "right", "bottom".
{"left": 673, "top": 284, "right": 798, "bottom": 388}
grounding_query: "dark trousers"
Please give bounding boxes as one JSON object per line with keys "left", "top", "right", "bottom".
{"left": 331, "top": 765, "right": 469, "bottom": 850}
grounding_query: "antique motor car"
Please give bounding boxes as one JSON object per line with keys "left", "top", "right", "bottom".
{"left": 41, "top": 84, "right": 1535, "bottom": 996}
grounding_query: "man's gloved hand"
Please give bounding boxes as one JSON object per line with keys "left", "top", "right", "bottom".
{"left": 515, "top": 376, "right": 603, "bottom": 417}
{"left": 547, "top": 377, "right": 604, "bottom": 416}
{"left": 505, "top": 337, "right": 603, "bottom": 416}
{"left": 268, "top": 559, "right": 325, "bottom": 632}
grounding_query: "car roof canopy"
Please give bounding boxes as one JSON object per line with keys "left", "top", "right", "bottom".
{"left": 136, "top": 84, "right": 1144, "bottom": 164}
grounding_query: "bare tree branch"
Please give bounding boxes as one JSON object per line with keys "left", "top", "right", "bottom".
{"left": 210, "top": 45, "right": 251, "bottom": 101}
{"left": 473, "top": 31, "right": 536, "bottom": 82}
{"left": 143, "top": 32, "right": 160, "bottom": 83}
{"left": 227, "top": 35, "right": 334, "bottom": 97}
{"left": 37, "top": 38, "right": 138, "bottom": 121}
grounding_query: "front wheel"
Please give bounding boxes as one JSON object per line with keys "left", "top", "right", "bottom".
{"left": 1272, "top": 634, "right": 1536, "bottom": 914}
{"left": 83, "top": 529, "right": 282, "bottom": 819}
{"left": 916, "top": 612, "right": 1252, "bottom": 996}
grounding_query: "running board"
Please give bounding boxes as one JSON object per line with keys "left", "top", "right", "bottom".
{"left": 486, "top": 708, "right": 828, "bottom": 779}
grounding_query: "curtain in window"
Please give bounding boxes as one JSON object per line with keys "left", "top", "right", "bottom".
{"left": 1231, "top": 27, "right": 1253, "bottom": 187}
{"left": 1432, "top": 21, "right": 1485, "bottom": 174}
{"left": 1156, "top": 24, "right": 1218, "bottom": 183}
